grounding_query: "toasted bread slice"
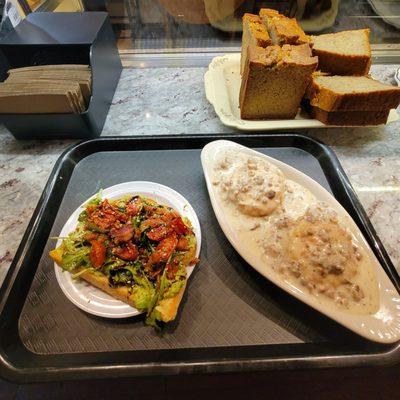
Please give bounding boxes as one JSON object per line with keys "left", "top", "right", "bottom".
{"left": 240, "top": 13, "right": 272, "bottom": 74}
{"left": 259, "top": 8, "right": 310, "bottom": 46}
{"left": 311, "top": 29, "right": 371, "bottom": 75}
{"left": 50, "top": 246, "right": 139, "bottom": 307}
{"left": 305, "top": 74, "right": 400, "bottom": 111}
{"left": 49, "top": 241, "right": 196, "bottom": 323}
{"left": 155, "top": 281, "right": 187, "bottom": 322}
{"left": 239, "top": 44, "right": 318, "bottom": 120}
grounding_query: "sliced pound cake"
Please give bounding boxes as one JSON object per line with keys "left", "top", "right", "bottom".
{"left": 312, "top": 29, "right": 371, "bottom": 75}
{"left": 305, "top": 74, "right": 400, "bottom": 125}
{"left": 259, "top": 8, "right": 310, "bottom": 46}
{"left": 306, "top": 74, "right": 400, "bottom": 111}
{"left": 240, "top": 13, "right": 272, "bottom": 75}
{"left": 239, "top": 44, "right": 318, "bottom": 119}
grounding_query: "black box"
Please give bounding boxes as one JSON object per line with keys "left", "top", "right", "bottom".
{"left": 0, "top": 12, "right": 122, "bottom": 140}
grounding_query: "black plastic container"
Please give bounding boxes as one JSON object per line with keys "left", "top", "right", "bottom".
{"left": 0, "top": 12, "right": 122, "bottom": 140}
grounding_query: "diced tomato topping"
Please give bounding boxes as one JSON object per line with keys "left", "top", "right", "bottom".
{"left": 89, "top": 240, "right": 106, "bottom": 269}
{"left": 166, "top": 260, "right": 180, "bottom": 279}
{"left": 85, "top": 232, "right": 98, "bottom": 242}
{"left": 85, "top": 232, "right": 107, "bottom": 242}
{"left": 141, "top": 217, "right": 172, "bottom": 241}
{"left": 144, "top": 205, "right": 158, "bottom": 216}
{"left": 132, "top": 226, "right": 142, "bottom": 242}
{"left": 140, "top": 217, "right": 165, "bottom": 232}
{"left": 110, "top": 224, "right": 134, "bottom": 243}
{"left": 82, "top": 196, "right": 193, "bottom": 281}
{"left": 157, "top": 234, "right": 178, "bottom": 261}
{"left": 170, "top": 217, "right": 189, "bottom": 235}
{"left": 113, "top": 242, "right": 139, "bottom": 261}
{"left": 126, "top": 196, "right": 143, "bottom": 216}
{"left": 147, "top": 234, "right": 178, "bottom": 268}
{"left": 97, "top": 234, "right": 107, "bottom": 243}
{"left": 176, "top": 236, "right": 189, "bottom": 251}
{"left": 126, "top": 203, "right": 140, "bottom": 216}
{"left": 87, "top": 199, "right": 127, "bottom": 232}
{"left": 147, "top": 225, "right": 171, "bottom": 241}
{"left": 141, "top": 214, "right": 189, "bottom": 241}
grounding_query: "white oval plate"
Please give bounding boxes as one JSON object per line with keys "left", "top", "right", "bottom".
{"left": 201, "top": 140, "right": 400, "bottom": 343}
{"left": 54, "top": 181, "right": 201, "bottom": 319}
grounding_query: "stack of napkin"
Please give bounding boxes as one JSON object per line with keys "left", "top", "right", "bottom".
{"left": 0, "top": 64, "right": 91, "bottom": 114}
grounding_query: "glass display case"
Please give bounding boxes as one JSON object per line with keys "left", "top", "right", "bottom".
{"left": 104, "top": 0, "right": 400, "bottom": 60}
{"left": 12, "top": 0, "right": 400, "bottom": 63}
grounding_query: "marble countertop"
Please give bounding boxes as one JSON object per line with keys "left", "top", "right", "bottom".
{"left": 0, "top": 64, "right": 400, "bottom": 288}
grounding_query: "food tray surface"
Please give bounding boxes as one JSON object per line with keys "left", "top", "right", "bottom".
{"left": 0, "top": 134, "right": 399, "bottom": 382}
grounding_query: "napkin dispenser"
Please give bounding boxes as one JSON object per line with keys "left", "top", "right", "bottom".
{"left": 0, "top": 12, "right": 122, "bottom": 140}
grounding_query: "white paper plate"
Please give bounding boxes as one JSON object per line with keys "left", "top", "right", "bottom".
{"left": 204, "top": 53, "right": 399, "bottom": 131}
{"left": 54, "top": 181, "right": 201, "bottom": 319}
{"left": 201, "top": 140, "right": 400, "bottom": 343}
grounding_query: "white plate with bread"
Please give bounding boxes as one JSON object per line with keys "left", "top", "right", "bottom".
{"left": 204, "top": 9, "right": 400, "bottom": 131}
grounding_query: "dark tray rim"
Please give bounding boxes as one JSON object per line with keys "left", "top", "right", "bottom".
{"left": 1, "top": 133, "right": 399, "bottom": 383}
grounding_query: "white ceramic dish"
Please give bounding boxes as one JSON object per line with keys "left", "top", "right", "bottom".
{"left": 204, "top": 53, "right": 399, "bottom": 131}
{"left": 54, "top": 181, "right": 201, "bottom": 319}
{"left": 201, "top": 140, "right": 400, "bottom": 343}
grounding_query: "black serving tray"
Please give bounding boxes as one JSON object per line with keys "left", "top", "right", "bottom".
{"left": 1, "top": 134, "right": 399, "bottom": 383}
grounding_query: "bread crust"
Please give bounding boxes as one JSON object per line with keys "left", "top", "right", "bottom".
{"left": 311, "top": 106, "right": 390, "bottom": 126}
{"left": 259, "top": 8, "right": 310, "bottom": 46}
{"left": 50, "top": 239, "right": 197, "bottom": 323}
{"left": 79, "top": 271, "right": 137, "bottom": 306}
{"left": 306, "top": 76, "right": 400, "bottom": 111}
{"left": 155, "top": 282, "right": 187, "bottom": 322}
{"left": 240, "top": 13, "right": 272, "bottom": 74}
{"left": 313, "top": 51, "right": 370, "bottom": 76}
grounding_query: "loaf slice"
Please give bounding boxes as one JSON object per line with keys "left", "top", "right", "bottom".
{"left": 240, "top": 13, "right": 272, "bottom": 74}
{"left": 306, "top": 74, "right": 400, "bottom": 111}
{"left": 312, "top": 29, "right": 371, "bottom": 75}
{"left": 259, "top": 8, "right": 310, "bottom": 46}
{"left": 311, "top": 107, "right": 391, "bottom": 126}
{"left": 239, "top": 44, "right": 318, "bottom": 119}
